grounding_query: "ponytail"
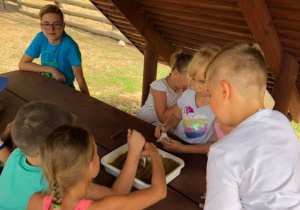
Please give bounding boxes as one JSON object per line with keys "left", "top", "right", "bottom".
{"left": 169, "top": 51, "right": 193, "bottom": 73}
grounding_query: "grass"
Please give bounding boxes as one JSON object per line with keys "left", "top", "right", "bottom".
{"left": 292, "top": 121, "right": 300, "bottom": 141}
{"left": 0, "top": 10, "right": 170, "bottom": 116}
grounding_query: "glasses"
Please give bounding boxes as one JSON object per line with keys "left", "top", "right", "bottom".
{"left": 41, "top": 23, "right": 62, "bottom": 30}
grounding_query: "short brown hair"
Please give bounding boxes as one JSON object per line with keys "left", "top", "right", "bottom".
{"left": 11, "top": 101, "right": 75, "bottom": 157}
{"left": 39, "top": 4, "right": 64, "bottom": 22}
{"left": 206, "top": 41, "right": 268, "bottom": 98}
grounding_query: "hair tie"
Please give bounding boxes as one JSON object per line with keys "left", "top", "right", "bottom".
{"left": 54, "top": 204, "right": 61, "bottom": 209}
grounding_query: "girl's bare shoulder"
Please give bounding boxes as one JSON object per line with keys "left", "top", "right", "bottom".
{"left": 27, "top": 192, "right": 44, "bottom": 210}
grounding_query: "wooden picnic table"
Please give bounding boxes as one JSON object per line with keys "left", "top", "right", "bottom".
{"left": 0, "top": 70, "right": 208, "bottom": 209}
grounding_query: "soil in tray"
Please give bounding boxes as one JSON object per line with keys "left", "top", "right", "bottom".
{"left": 110, "top": 152, "right": 180, "bottom": 184}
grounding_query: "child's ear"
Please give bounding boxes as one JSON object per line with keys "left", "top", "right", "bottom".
{"left": 172, "top": 69, "right": 180, "bottom": 78}
{"left": 89, "top": 160, "right": 95, "bottom": 177}
{"left": 89, "top": 158, "right": 99, "bottom": 179}
{"left": 219, "top": 80, "right": 231, "bottom": 101}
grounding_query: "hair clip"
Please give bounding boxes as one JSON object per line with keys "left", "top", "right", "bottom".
{"left": 54, "top": 204, "right": 61, "bottom": 209}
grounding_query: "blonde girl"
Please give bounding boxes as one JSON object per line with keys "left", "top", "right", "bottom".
{"left": 27, "top": 125, "right": 166, "bottom": 210}
{"left": 155, "top": 44, "right": 220, "bottom": 154}
{"left": 136, "top": 52, "right": 193, "bottom": 126}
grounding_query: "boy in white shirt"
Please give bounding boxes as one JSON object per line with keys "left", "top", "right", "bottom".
{"left": 204, "top": 41, "right": 300, "bottom": 209}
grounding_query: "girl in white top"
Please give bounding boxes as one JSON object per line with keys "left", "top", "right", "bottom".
{"left": 155, "top": 44, "right": 220, "bottom": 154}
{"left": 136, "top": 52, "right": 193, "bottom": 126}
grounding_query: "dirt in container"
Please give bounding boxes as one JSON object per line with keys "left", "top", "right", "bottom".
{"left": 109, "top": 152, "right": 180, "bottom": 184}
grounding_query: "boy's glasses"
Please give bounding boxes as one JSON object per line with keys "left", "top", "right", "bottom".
{"left": 41, "top": 23, "right": 62, "bottom": 30}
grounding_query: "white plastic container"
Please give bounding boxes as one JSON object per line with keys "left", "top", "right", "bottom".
{"left": 101, "top": 143, "right": 185, "bottom": 189}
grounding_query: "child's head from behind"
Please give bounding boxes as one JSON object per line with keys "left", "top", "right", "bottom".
{"left": 187, "top": 43, "right": 220, "bottom": 95}
{"left": 11, "top": 101, "right": 75, "bottom": 158}
{"left": 40, "top": 125, "right": 98, "bottom": 206}
{"left": 169, "top": 52, "right": 193, "bottom": 90}
{"left": 206, "top": 41, "right": 268, "bottom": 126}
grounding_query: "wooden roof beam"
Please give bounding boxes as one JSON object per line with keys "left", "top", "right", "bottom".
{"left": 108, "top": 0, "right": 174, "bottom": 64}
{"left": 237, "top": 0, "right": 300, "bottom": 122}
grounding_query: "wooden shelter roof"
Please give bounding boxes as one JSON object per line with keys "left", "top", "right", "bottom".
{"left": 89, "top": 0, "right": 300, "bottom": 122}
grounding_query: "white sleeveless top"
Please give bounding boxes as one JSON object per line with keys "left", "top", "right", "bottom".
{"left": 136, "top": 78, "right": 180, "bottom": 126}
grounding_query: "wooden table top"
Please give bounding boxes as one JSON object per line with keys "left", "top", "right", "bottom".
{"left": 0, "top": 71, "right": 207, "bottom": 208}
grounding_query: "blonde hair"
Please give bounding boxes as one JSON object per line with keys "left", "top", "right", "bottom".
{"left": 169, "top": 51, "right": 193, "bottom": 73}
{"left": 188, "top": 43, "right": 220, "bottom": 79}
{"left": 39, "top": 4, "right": 64, "bottom": 22}
{"left": 206, "top": 41, "right": 268, "bottom": 98}
{"left": 40, "top": 125, "right": 95, "bottom": 207}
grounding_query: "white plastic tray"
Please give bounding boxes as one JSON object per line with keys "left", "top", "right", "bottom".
{"left": 101, "top": 143, "right": 185, "bottom": 189}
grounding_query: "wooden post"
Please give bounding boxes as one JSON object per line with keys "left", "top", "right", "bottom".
{"left": 272, "top": 53, "right": 299, "bottom": 116}
{"left": 142, "top": 42, "right": 158, "bottom": 105}
{"left": 289, "top": 89, "right": 300, "bottom": 123}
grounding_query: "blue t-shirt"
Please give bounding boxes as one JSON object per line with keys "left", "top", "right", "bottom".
{"left": 175, "top": 89, "right": 215, "bottom": 144}
{"left": 0, "top": 148, "right": 48, "bottom": 210}
{"left": 25, "top": 31, "right": 81, "bottom": 87}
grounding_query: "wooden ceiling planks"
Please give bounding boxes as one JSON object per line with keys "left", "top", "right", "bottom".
{"left": 146, "top": 13, "right": 251, "bottom": 34}
{"left": 108, "top": 0, "right": 174, "bottom": 64}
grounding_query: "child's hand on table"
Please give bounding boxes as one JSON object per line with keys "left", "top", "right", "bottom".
{"left": 161, "top": 138, "right": 183, "bottom": 153}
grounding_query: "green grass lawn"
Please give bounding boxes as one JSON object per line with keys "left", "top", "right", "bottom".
{"left": 292, "top": 121, "right": 300, "bottom": 141}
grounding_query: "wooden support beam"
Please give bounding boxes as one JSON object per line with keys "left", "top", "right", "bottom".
{"left": 237, "top": 0, "right": 300, "bottom": 121}
{"left": 236, "top": 0, "right": 282, "bottom": 75}
{"left": 289, "top": 88, "right": 300, "bottom": 123}
{"left": 272, "top": 53, "right": 299, "bottom": 115}
{"left": 142, "top": 43, "right": 158, "bottom": 106}
{"left": 104, "top": 0, "right": 174, "bottom": 64}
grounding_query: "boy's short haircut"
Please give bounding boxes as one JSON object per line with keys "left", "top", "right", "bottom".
{"left": 39, "top": 4, "right": 64, "bottom": 22}
{"left": 206, "top": 41, "right": 268, "bottom": 97}
{"left": 11, "top": 101, "right": 75, "bottom": 157}
{"left": 187, "top": 43, "right": 220, "bottom": 79}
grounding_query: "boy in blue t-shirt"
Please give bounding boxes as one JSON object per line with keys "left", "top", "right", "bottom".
{"left": 0, "top": 101, "right": 75, "bottom": 210}
{"left": 19, "top": 5, "right": 90, "bottom": 95}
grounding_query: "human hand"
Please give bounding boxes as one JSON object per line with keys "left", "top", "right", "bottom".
{"left": 0, "top": 122, "right": 12, "bottom": 141}
{"left": 50, "top": 68, "right": 66, "bottom": 83}
{"left": 161, "top": 138, "right": 183, "bottom": 153}
{"left": 127, "top": 129, "right": 145, "bottom": 154}
{"left": 199, "top": 193, "right": 206, "bottom": 208}
{"left": 154, "top": 125, "right": 168, "bottom": 138}
{"left": 178, "top": 87, "right": 186, "bottom": 95}
{"left": 141, "top": 142, "right": 159, "bottom": 159}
